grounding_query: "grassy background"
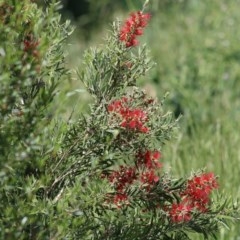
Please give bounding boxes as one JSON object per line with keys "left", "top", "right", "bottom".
{"left": 62, "top": 0, "right": 240, "bottom": 238}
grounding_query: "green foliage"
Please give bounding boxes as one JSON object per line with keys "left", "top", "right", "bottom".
{"left": 0, "top": 0, "right": 73, "bottom": 238}
{"left": 0, "top": 0, "right": 239, "bottom": 239}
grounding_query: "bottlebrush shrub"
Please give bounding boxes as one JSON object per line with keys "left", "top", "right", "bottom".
{"left": 0, "top": 0, "right": 73, "bottom": 239}
{"left": 47, "top": 4, "right": 238, "bottom": 240}
{"left": 0, "top": 1, "right": 239, "bottom": 240}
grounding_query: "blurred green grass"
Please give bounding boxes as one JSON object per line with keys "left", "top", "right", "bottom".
{"left": 147, "top": 1, "right": 240, "bottom": 238}
{"left": 62, "top": 0, "right": 240, "bottom": 238}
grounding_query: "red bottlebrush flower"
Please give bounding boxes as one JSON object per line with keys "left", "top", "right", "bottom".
{"left": 23, "top": 37, "right": 39, "bottom": 52}
{"left": 108, "top": 166, "right": 137, "bottom": 191}
{"left": 23, "top": 39, "right": 39, "bottom": 51}
{"left": 107, "top": 99, "right": 123, "bottom": 112}
{"left": 108, "top": 97, "right": 150, "bottom": 133}
{"left": 181, "top": 172, "right": 219, "bottom": 212}
{"left": 140, "top": 126, "right": 149, "bottom": 133}
{"left": 23, "top": 34, "right": 40, "bottom": 59}
{"left": 119, "top": 11, "right": 151, "bottom": 47}
{"left": 152, "top": 150, "right": 161, "bottom": 161}
{"left": 113, "top": 193, "right": 128, "bottom": 206}
{"left": 105, "top": 166, "right": 137, "bottom": 208}
{"left": 120, "top": 108, "right": 149, "bottom": 133}
{"left": 140, "top": 169, "right": 159, "bottom": 185}
{"left": 136, "top": 150, "right": 162, "bottom": 169}
{"left": 169, "top": 203, "right": 193, "bottom": 223}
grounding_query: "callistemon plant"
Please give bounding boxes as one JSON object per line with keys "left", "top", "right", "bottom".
{"left": 47, "top": 2, "right": 239, "bottom": 240}
{"left": 1, "top": 0, "right": 238, "bottom": 239}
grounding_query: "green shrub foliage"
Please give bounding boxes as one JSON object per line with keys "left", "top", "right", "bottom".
{"left": 0, "top": 0, "right": 73, "bottom": 238}
{"left": 0, "top": 0, "right": 238, "bottom": 239}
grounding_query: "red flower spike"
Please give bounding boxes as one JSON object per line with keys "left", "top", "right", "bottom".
{"left": 24, "top": 39, "right": 39, "bottom": 51}
{"left": 119, "top": 11, "right": 151, "bottom": 48}
{"left": 107, "top": 100, "right": 123, "bottom": 112}
{"left": 108, "top": 166, "right": 137, "bottom": 191}
{"left": 141, "top": 169, "right": 159, "bottom": 185}
{"left": 140, "top": 126, "right": 149, "bottom": 133}
{"left": 136, "top": 150, "right": 162, "bottom": 169}
{"left": 152, "top": 151, "right": 161, "bottom": 160}
{"left": 108, "top": 97, "right": 150, "bottom": 133}
{"left": 181, "top": 172, "right": 219, "bottom": 212}
{"left": 169, "top": 203, "right": 193, "bottom": 223}
{"left": 23, "top": 34, "right": 40, "bottom": 61}
{"left": 113, "top": 193, "right": 128, "bottom": 205}
{"left": 23, "top": 34, "right": 39, "bottom": 52}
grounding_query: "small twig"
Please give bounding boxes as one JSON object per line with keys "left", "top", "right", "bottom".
{"left": 53, "top": 187, "right": 64, "bottom": 204}
{"left": 142, "top": 0, "right": 150, "bottom": 12}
